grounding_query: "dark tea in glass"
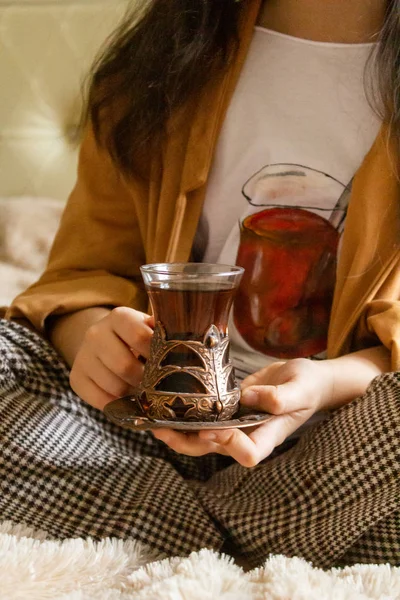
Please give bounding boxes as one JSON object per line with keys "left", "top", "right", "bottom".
{"left": 146, "top": 282, "right": 235, "bottom": 340}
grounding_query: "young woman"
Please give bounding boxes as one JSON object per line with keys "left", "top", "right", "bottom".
{"left": 1, "top": 0, "right": 399, "bottom": 568}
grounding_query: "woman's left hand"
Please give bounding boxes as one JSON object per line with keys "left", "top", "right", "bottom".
{"left": 153, "top": 358, "right": 334, "bottom": 467}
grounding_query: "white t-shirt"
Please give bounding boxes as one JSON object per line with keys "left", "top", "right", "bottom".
{"left": 194, "top": 27, "right": 381, "bottom": 383}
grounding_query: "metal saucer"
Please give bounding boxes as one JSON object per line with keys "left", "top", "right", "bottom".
{"left": 104, "top": 395, "right": 273, "bottom": 432}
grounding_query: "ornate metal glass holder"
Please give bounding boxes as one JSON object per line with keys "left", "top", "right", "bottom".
{"left": 139, "top": 262, "right": 243, "bottom": 422}
{"left": 138, "top": 321, "right": 239, "bottom": 422}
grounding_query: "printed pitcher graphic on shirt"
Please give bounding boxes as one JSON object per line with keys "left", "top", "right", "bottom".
{"left": 233, "top": 164, "right": 350, "bottom": 358}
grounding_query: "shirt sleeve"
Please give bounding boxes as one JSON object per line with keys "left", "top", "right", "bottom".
{"left": 354, "top": 260, "right": 400, "bottom": 371}
{"left": 5, "top": 124, "right": 148, "bottom": 332}
{"left": 366, "top": 300, "right": 400, "bottom": 370}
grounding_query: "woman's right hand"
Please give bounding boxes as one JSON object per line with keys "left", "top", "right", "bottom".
{"left": 69, "top": 307, "right": 154, "bottom": 410}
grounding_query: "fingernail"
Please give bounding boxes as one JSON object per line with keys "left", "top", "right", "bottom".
{"left": 241, "top": 389, "right": 258, "bottom": 405}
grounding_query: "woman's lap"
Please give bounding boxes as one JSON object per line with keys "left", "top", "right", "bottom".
{"left": 0, "top": 319, "right": 398, "bottom": 567}
{"left": 0, "top": 320, "right": 227, "bottom": 556}
{"left": 196, "top": 371, "right": 400, "bottom": 568}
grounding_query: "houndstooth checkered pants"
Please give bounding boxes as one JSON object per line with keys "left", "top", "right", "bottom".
{"left": 0, "top": 320, "right": 398, "bottom": 569}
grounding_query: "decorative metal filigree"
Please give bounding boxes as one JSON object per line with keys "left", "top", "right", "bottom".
{"left": 136, "top": 321, "right": 240, "bottom": 422}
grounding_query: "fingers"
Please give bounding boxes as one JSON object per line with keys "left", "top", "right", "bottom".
{"left": 70, "top": 352, "right": 139, "bottom": 410}
{"left": 155, "top": 427, "right": 266, "bottom": 468}
{"left": 241, "top": 380, "right": 304, "bottom": 415}
{"left": 87, "top": 325, "right": 145, "bottom": 387}
{"left": 69, "top": 374, "right": 117, "bottom": 412}
{"left": 153, "top": 429, "right": 224, "bottom": 457}
{"left": 241, "top": 361, "right": 286, "bottom": 389}
{"left": 84, "top": 354, "right": 138, "bottom": 398}
{"left": 199, "top": 428, "right": 261, "bottom": 467}
{"left": 155, "top": 410, "right": 314, "bottom": 468}
{"left": 70, "top": 307, "right": 153, "bottom": 410}
{"left": 110, "top": 307, "right": 154, "bottom": 359}
{"left": 199, "top": 408, "right": 314, "bottom": 466}
{"left": 240, "top": 359, "right": 324, "bottom": 415}
{"left": 247, "top": 410, "right": 312, "bottom": 454}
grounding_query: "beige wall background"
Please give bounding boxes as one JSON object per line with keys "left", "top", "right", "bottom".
{"left": 0, "top": 0, "right": 130, "bottom": 201}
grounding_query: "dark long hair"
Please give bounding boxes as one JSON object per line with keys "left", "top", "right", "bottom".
{"left": 87, "top": 0, "right": 400, "bottom": 175}
{"left": 87, "top": 0, "right": 244, "bottom": 173}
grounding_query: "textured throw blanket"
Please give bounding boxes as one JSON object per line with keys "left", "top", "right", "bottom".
{"left": 1, "top": 521, "right": 399, "bottom": 600}
{"left": 0, "top": 197, "right": 63, "bottom": 306}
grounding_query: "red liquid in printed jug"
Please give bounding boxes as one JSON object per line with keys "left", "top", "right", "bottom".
{"left": 234, "top": 207, "right": 338, "bottom": 358}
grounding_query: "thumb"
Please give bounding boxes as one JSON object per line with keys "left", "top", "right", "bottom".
{"left": 241, "top": 380, "right": 305, "bottom": 415}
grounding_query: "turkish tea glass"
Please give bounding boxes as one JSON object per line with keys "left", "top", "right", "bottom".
{"left": 139, "top": 263, "right": 244, "bottom": 422}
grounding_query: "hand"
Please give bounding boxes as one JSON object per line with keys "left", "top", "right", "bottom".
{"left": 153, "top": 358, "right": 333, "bottom": 467}
{"left": 69, "top": 307, "right": 154, "bottom": 410}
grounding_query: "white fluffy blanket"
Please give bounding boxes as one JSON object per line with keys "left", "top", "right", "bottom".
{"left": 1, "top": 521, "right": 399, "bottom": 600}
{"left": 0, "top": 197, "right": 64, "bottom": 306}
